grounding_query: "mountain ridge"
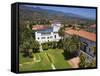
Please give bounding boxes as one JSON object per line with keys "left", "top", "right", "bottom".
{"left": 19, "top": 5, "right": 95, "bottom": 25}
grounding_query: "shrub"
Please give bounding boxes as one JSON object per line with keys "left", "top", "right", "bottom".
{"left": 52, "top": 41, "right": 57, "bottom": 49}
{"left": 47, "top": 42, "right": 53, "bottom": 48}
{"left": 57, "top": 39, "right": 63, "bottom": 49}
{"left": 42, "top": 43, "right": 49, "bottom": 50}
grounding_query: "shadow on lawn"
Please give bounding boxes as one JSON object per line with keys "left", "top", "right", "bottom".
{"left": 62, "top": 51, "right": 79, "bottom": 60}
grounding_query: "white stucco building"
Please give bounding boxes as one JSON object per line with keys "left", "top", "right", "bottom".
{"left": 32, "top": 21, "right": 61, "bottom": 43}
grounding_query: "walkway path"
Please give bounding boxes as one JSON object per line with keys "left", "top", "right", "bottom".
{"left": 39, "top": 43, "right": 43, "bottom": 52}
{"left": 45, "top": 53, "right": 56, "bottom": 70}
{"left": 51, "top": 63, "right": 56, "bottom": 70}
{"left": 19, "top": 54, "right": 41, "bottom": 67}
{"left": 68, "top": 57, "right": 80, "bottom": 68}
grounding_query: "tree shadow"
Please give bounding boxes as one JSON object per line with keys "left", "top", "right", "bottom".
{"left": 62, "top": 51, "right": 79, "bottom": 60}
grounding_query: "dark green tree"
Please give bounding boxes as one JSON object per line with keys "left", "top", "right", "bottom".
{"left": 58, "top": 27, "right": 65, "bottom": 40}
{"left": 89, "top": 59, "right": 96, "bottom": 67}
{"left": 42, "top": 43, "right": 49, "bottom": 50}
{"left": 79, "top": 53, "right": 96, "bottom": 68}
{"left": 79, "top": 53, "right": 87, "bottom": 68}
{"left": 64, "top": 35, "right": 80, "bottom": 53}
{"left": 57, "top": 39, "right": 63, "bottom": 49}
{"left": 19, "top": 26, "right": 40, "bottom": 57}
{"left": 91, "top": 46, "right": 96, "bottom": 56}
{"left": 63, "top": 35, "right": 80, "bottom": 58}
{"left": 32, "top": 40, "right": 40, "bottom": 53}
{"left": 52, "top": 41, "right": 57, "bottom": 49}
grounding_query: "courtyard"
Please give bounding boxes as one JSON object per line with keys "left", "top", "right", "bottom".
{"left": 19, "top": 49, "right": 71, "bottom": 71}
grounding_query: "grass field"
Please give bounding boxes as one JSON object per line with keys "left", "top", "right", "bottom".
{"left": 19, "top": 49, "right": 71, "bottom": 72}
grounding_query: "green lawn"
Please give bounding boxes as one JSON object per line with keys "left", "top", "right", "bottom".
{"left": 19, "top": 49, "right": 71, "bottom": 72}
{"left": 19, "top": 53, "right": 33, "bottom": 64}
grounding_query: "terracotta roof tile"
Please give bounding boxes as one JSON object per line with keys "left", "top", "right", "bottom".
{"left": 90, "top": 24, "right": 96, "bottom": 28}
{"left": 32, "top": 25, "right": 50, "bottom": 30}
{"left": 65, "top": 28, "right": 96, "bottom": 42}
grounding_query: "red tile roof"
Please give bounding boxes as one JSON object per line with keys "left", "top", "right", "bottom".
{"left": 65, "top": 28, "right": 96, "bottom": 42}
{"left": 90, "top": 24, "right": 96, "bottom": 28}
{"left": 32, "top": 25, "right": 50, "bottom": 30}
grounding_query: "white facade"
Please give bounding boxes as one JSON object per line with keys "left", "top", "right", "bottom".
{"left": 35, "top": 23, "right": 61, "bottom": 43}
{"left": 51, "top": 23, "right": 61, "bottom": 32}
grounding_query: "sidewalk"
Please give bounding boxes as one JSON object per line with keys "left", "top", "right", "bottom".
{"left": 68, "top": 57, "right": 80, "bottom": 68}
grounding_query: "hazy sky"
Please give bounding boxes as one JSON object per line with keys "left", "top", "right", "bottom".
{"left": 22, "top": 5, "right": 96, "bottom": 20}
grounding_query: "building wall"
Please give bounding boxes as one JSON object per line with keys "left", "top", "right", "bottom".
{"left": 51, "top": 23, "right": 61, "bottom": 32}
{"left": 79, "top": 37, "right": 96, "bottom": 62}
{"left": 80, "top": 37, "right": 96, "bottom": 57}
{"left": 63, "top": 34, "right": 96, "bottom": 57}
{"left": 64, "top": 33, "right": 96, "bottom": 62}
{"left": 35, "top": 31, "right": 61, "bottom": 43}
{"left": 35, "top": 31, "right": 51, "bottom": 43}
{"left": 35, "top": 23, "right": 61, "bottom": 43}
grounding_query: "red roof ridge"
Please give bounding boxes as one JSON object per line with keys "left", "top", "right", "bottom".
{"left": 65, "top": 28, "right": 96, "bottom": 42}
{"left": 90, "top": 24, "right": 96, "bottom": 28}
{"left": 32, "top": 25, "right": 50, "bottom": 30}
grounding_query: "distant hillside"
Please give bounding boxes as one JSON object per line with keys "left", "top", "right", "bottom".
{"left": 19, "top": 5, "right": 96, "bottom": 26}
